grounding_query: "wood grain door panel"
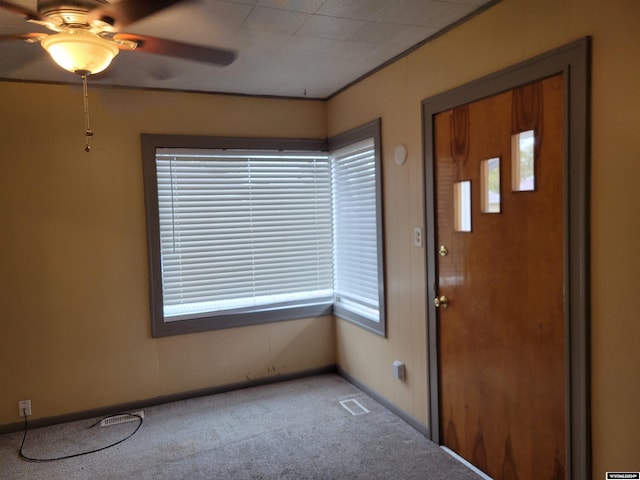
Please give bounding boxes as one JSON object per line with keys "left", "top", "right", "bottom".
{"left": 435, "top": 75, "right": 565, "bottom": 480}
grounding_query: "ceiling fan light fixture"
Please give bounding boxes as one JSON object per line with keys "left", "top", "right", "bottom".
{"left": 41, "top": 30, "right": 119, "bottom": 74}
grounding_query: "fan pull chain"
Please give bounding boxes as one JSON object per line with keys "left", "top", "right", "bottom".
{"left": 81, "top": 73, "right": 94, "bottom": 152}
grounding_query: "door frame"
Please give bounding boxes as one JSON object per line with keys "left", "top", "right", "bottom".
{"left": 422, "top": 38, "right": 591, "bottom": 480}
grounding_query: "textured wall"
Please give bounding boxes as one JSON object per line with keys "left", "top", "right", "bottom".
{"left": 328, "top": 0, "right": 640, "bottom": 477}
{"left": 2, "top": 1, "right": 639, "bottom": 477}
{"left": 0, "top": 82, "right": 334, "bottom": 425}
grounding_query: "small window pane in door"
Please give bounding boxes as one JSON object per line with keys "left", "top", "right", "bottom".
{"left": 512, "top": 130, "right": 535, "bottom": 191}
{"left": 454, "top": 180, "right": 472, "bottom": 232}
{"left": 481, "top": 157, "right": 501, "bottom": 213}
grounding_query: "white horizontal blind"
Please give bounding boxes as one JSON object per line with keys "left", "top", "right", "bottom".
{"left": 331, "top": 138, "right": 380, "bottom": 322}
{"left": 156, "top": 149, "right": 334, "bottom": 320}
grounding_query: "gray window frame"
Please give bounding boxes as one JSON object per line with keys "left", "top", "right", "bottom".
{"left": 329, "top": 119, "right": 387, "bottom": 336}
{"left": 142, "top": 124, "right": 386, "bottom": 338}
{"left": 142, "top": 135, "right": 333, "bottom": 337}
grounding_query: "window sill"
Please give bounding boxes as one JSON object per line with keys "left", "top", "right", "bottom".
{"left": 151, "top": 301, "right": 334, "bottom": 337}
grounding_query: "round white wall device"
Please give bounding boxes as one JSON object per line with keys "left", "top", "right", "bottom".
{"left": 394, "top": 143, "right": 407, "bottom": 166}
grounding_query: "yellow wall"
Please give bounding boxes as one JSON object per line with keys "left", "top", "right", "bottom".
{"left": 2, "top": 0, "right": 639, "bottom": 477}
{"left": 0, "top": 82, "right": 334, "bottom": 423}
{"left": 328, "top": 0, "right": 640, "bottom": 477}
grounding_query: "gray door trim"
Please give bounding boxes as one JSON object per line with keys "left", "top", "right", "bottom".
{"left": 421, "top": 37, "right": 591, "bottom": 480}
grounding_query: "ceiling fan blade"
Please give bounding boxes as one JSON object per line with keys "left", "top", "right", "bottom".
{"left": 92, "top": 59, "right": 176, "bottom": 82}
{"left": 0, "top": 33, "right": 47, "bottom": 42}
{"left": 88, "top": 0, "right": 192, "bottom": 30}
{"left": 115, "top": 34, "right": 237, "bottom": 67}
{"left": 0, "top": 1, "right": 44, "bottom": 21}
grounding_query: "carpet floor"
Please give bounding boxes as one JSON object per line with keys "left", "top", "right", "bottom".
{"left": 0, "top": 374, "right": 483, "bottom": 479}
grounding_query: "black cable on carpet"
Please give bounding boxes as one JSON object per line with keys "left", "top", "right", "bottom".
{"left": 19, "top": 412, "right": 143, "bottom": 462}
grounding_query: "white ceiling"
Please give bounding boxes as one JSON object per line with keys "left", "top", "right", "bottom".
{"left": 0, "top": 0, "right": 496, "bottom": 99}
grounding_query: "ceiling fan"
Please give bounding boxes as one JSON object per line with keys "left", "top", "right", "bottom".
{"left": 0, "top": 0, "right": 238, "bottom": 75}
{"left": 0, "top": 0, "right": 237, "bottom": 151}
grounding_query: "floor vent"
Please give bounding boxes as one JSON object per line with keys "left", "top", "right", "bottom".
{"left": 339, "top": 399, "right": 370, "bottom": 416}
{"left": 100, "top": 411, "right": 144, "bottom": 427}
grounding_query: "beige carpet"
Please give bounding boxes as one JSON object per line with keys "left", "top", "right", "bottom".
{"left": 0, "top": 374, "right": 482, "bottom": 479}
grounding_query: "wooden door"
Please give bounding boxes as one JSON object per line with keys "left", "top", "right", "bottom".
{"left": 435, "top": 74, "right": 566, "bottom": 479}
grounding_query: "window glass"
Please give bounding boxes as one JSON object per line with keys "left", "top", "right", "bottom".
{"left": 481, "top": 157, "right": 501, "bottom": 213}
{"left": 332, "top": 139, "right": 383, "bottom": 329}
{"left": 512, "top": 130, "right": 535, "bottom": 191}
{"left": 155, "top": 149, "right": 334, "bottom": 322}
{"left": 454, "top": 180, "right": 472, "bottom": 232}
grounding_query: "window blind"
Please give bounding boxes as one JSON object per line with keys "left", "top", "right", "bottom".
{"left": 156, "top": 149, "right": 334, "bottom": 321}
{"left": 331, "top": 138, "right": 381, "bottom": 323}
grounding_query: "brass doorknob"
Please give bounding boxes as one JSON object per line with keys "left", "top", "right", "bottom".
{"left": 434, "top": 296, "right": 449, "bottom": 309}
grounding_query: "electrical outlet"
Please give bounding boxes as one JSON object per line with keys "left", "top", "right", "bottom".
{"left": 19, "top": 400, "right": 31, "bottom": 417}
